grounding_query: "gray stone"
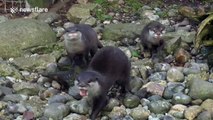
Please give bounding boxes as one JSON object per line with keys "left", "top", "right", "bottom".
{"left": 168, "top": 104, "right": 187, "bottom": 119}
{"left": 172, "top": 93, "right": 191, "bottom": 105}
{"left": 164, "top": 30, "right": 196, "bottom": 43}
{"left": 183, "top": 68, "right": 200, "bottom": 75}
{"left": 196, "top": 111, "right": 212, "bottom": 120}
{"left": 80, "top": 16, "right": 97, "bottom": 26}
{"left": 162, "top": 115, "right": 176, "bottom": 120}
{"left": 0, "top": 61, "right": 23, "bottom": 79}
{"left": 187, "top": 79, "right": 213, "bottom": 100}
{"left": 168, "top": 9, "right": 178, "bottom": 17}
{"left": 119, "top": 47, "right": 132, "bottom": 59}
{"left": 68, "top": 86, "right": 82, "bottom": 100}
{"left": 67, "top": 98, "right": 89, "bottom": 115}
{"left": 13, "top": 82, "right": 44, "bottom": 96}
{"left": 0, "top": 86, "right": 13, "bottom": 95}
{"left": 148, "top": 72, "right": 167, "bottom": 81}
{"left": 123, "top": 94, "right": 140, "bottom": 108}
{"left": 148, "top": 95, "right": 163, "bottom": 102}
{"left": 138, "top": 65, "right": 149, "bottom": 80}
{"left": 44, "top": 103, "right": 70, "bottom": 120}
{"left": 102, "top": 22, "right": 147, "bottom": 41}
{"left": 164, "top": 36, "right": 182, "bottom": 54}
{"left": 66, "top": 3, "right": 97, "bottom": 23}
{"left": 109, "top": 105, "right": 127, "bottom": 119}
{"left": 0, "top": 18, "right": 56, "bottom": 58}
{"left": 104, "top": 98, "right": 120, "bottom": 111}
{"left": 132, "top": 58, "right": 154, "bottom": 68}
{"left": 185, "top": 72, "right": 209, "bottom": 81}
{"left": 48, "top": 94, "right": 73, "bottom": 104}
{"left": 141, "top": 10, "right": 159, "bottom": 21}
{"left": 63, "top": 113, "right": 87, "bottom": 120}
{"left": 154, "top": 63, "right": 171, "bottom": 72}
{"left": 184, "top": 105, "right": 202, "bottom": 120}
{"left": 131, "top": 64, "right": 149, "bottom": 79}
{"left": 11, "top": 54, "right": 56, "bottom": 71}
{"left": 53, "top": 27, "right": 65, "bottom": 38}
{"left": 23, "top": 96, "right": 46, "bottom": 117}
{"left": 16, "top": 104, "right": 27, "bottom": 113}
{"left": 27, "top": 0, "right": 55, "bottom": 8}
{"left": 37, "top": 12, "right": 60, "bottom": 24}
{"left": 129, "top": 77, "right": 143, "bottom": 93}
{"left": 163, "top": 83, "right": 185, "bottom": 99}
{"left": 201, "top": 99, "right": 213, "bottom": 114}
{"left": 144, "top": 82, "right": 165, "bottom": 96}
{"left": 63, "top": 22, "right": 75, "bottom": 29}
{"left": 44, "top": 63, "right": 58, "bottom": 74}
{"left": 0, "top": 16, "right": 8, "bottom": 23}
{"left": 183, "top": 62, "right": 209, "bottom": 75}
{"left": 167, "top": 68, "right": 184, "bottom": 82}
{"left": 41, "top": 88, "right": 60, "bottom": 99}
{"left": 130, "top": 105, "right": 150, "bottom": 120}
{"left": 0, "top": 89, "right": 2, "bottom": 97}
{"left": 3, "top": 94, "right": 28, "bottom": 102}
{"left": 148, "top": 100, "right": 172, "bottom": 114}
{"left": 0, "top": 101, "right": 7, "bottom": 110}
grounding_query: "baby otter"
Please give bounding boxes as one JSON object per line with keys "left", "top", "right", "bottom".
{"left": 141, "top": 21, "right": 166, "bottom": 57}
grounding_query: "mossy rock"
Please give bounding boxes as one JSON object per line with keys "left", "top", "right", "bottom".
{"left": 27, "top": 0, "right": 54, "bottom": 8}
{"left": 0, "top": 18, "right": 56, "bottom": 58}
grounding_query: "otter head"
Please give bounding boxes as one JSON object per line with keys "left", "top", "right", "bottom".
{"left": 148, "top": 21, "right": 166, "bottom": 42}
{"left": 76, "top": 70, "right": 102, "bottom": 97}
{"left": 63, "top": 26, "right": 82, "bottom": 41}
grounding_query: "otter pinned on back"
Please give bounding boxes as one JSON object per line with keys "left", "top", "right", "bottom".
{"left": 76, "top": 46, "right": 131, "bottom": 120}
{"left": 63, "top": 24, "right": 103, "bottom": 67}
{"left": 141, "top": 21, "right": 166, "bottom": 57}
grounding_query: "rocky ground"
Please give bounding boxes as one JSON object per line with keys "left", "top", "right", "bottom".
{"left": 0, "top": 0, "right": 213, "bottom": 120}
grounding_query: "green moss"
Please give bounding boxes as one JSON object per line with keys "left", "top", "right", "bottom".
{"left": 125, "top": 0, "right": 143, "bottom": 12}
{"left": 156, "top": 11, "right": 168, "bottom": 18}
{"left": 93, "top": 0, "right": 142, "bottom": 21}
{"left": 29, "top": 43, "right": 64, "bottom": 54}
{"left": 131, "top": 50, "right": 140, "bottom": 58}
{"left": 27, "top": 0, "right": 52, "bottom": 8}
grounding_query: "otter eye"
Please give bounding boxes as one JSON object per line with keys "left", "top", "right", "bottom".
{"left": 88, "top": 79, "right": 93, "bottom": 83}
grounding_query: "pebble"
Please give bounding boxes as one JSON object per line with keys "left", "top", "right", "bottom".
{"left": 184, "top": 105, "right": 203, "bottom": 120}
{"left": 123, "top": 94, "right": 140, "bottom": 108}
{"left": 172, "top": 92, "right": 191, "bottom": 105}
{"left": 148, "top": 72, "right": 167, "bottom": 81}
{"left": 168, "top": 104, "right": 187, "bottom": 119}
{"left": 167, "top": 68, "right": 184, "bottom": 82}
{"left": 148, "top": 100, "right": 172, "bottom": 114}
{"left": 44, "top": 103, "right": 70, "bottom": 120}
{"left": 109, "top": 105, "right": 127, "bottom": 119}
{"left": 130, "top": 105, "right": 150, "bottom": 120}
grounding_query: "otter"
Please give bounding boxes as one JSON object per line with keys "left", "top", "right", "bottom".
{"left": 140, "top": 21, "right": 166, "bottom": 58}
{"left": 63, "top": 24, "right": 103, "bottom": 67}
{"left": 76, "top": 46, "right": 131, "bottom": 120}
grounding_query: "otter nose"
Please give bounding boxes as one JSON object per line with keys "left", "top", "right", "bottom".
{"left": 78, "top": 82, "right": 88, "bottom": 87}
{"left": 156, "top": 32, "right": 161, "bottom": 35}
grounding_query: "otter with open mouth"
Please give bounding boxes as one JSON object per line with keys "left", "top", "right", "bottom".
{"left": 76, "top": 46, "right": 131, "bottom": 120}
